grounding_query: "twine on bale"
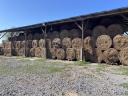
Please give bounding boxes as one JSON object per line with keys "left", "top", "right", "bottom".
{"left": 52, "top": 38, "right": 61, "bottom": 48}
{"left": 35, "top": 47, "right": 46, "bottom": 58}
{"left": 60, "top": 30, "right": 70, "bottom": 39}
{"left": 66, "top": 48, "right": 75, "bottom": 61}
{"left": 103, "top": 48, "right": 119, "bottom": 65}
{"left": 119, "top": 47, "right": 128, "bottom": 66}
{"left": 107, "top": 24, "right": 124, "bottom": 38}
{"left": 56, "top": 48, "right": 65, "bottom": 60}
{"left": 96, "top": 35, "right": 112, "bottom": 51}
{"left": 39, "top": 39, "right": 45, "bottom": 48}
{"left": 70, "top": 29, "right": 81, "bottom": 38}
{"left": 72, "top": 38, "right": 82, "bottom": 49}
{"left": 32, "top": 40, "right": 38, "bottom": 48}
{"left": 113, "top": 35, "right": 128, "bottom": 51}
{"left": 30, "top": 48, "right": 35, "bottom": 57}
{"left": 62, "top": 37, "right": 72, "bottom": 49}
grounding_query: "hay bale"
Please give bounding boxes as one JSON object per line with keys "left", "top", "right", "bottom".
{"left": 39, "top": 39, "right": 45, "bottom": 48}
{"left": 113, "top": 35, "right": 128, "bottom": 51}
{"left": 66, "top": 48, "right": 75, "bottom": 61}
{"left": 56, "top": 48, "right": 65, "bottom": 60}
{"left": 62, "top": 37, "right": 72, "bottom": 49}
{"left": 52, "top": 38, "right": 61, "bottom": 48}
{"left": 35, "top": 47, "right": 46, "bottom": 58}
{"left": 32, "top": 40, "right": 38, "bottom": 48}
{"left": 107, "top": 24, "right": 123, "bottom": 38}
{"left": 96, "top": 35, "right": 112, "bottom": 50}
{"left": 72, "top": 38, "right": 82, "bottom": 49}
{"left": 103, "top": 48, "right": 119, "bottom": 64}
{"left": 19, "top": 33, "right": 25, "bottom": 41}
{"left": 30, "top": 48, "right": 35, "bottom": 57}
{"left": 46, "top": 39, "right": 52, "bottom": 48}
{"left": 18, "top": 48, "right": 25, "bottom": 56}
{"left": 119, "top": 47, "right": 128, "bottom": 65}
{"left": 70, "top": 29, "right": 81, "bottom": 38}
{"left": 34, "top": 33, "right": 41, "bottom": 40}
{"left": 84, "top": 36, "right": 93, "bottom": 50}
{"left": 50, "top": 48, "right": 57, "bottom": 59}
{"left": 52, "top": 31, "right": 60, "bottom": 39}
{"left": 4, "top": 48, "right": 11, "bottom": 56}
{"left": 75, "top": 49, "right": 81, "bottom": 60}
{"left": 92, "top": 25, "right": 107, "bottom": 42}
{"left": 21, "top": 41, "right": 25, "bottom": 48}
{"left": 91, "top": 48, "right": 104, "bottom": 63}
{"left": 60, "top": 30, "right": 70, "bottom": 39}
{"left": 27, "top": 33, "right": 33, "bottom": 40}
{"left": 15, "top": 41, "right": 21, "bottom": 49}
{"left": 26, "top": 40, "right": 32, "bottom": 48}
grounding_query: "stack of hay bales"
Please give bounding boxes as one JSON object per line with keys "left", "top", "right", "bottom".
{"left": 3, "top": 41, "right": 12, "bottom": 56}
{"left": 30, "top": 39, "right": 46, "bottom": 58}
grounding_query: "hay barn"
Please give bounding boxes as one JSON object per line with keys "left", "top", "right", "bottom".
{"left": 0, "top": 7, "right": 128, "bottom": 65}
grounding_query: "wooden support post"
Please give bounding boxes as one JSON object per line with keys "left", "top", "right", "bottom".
{"left": 75, "top": 20, "right": 85, "bottom": 61}
{"left": 24, "top": 31, "right": 27, "bottom": 57}
{"left": 11, "top": 32, "right": 13, "bottom": 56}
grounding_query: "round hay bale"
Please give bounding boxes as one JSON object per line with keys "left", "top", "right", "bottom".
{"left": 35, "top": 47, "right": 46, "bottom": 57}
{"left": 39, "top": 39, "right": 45, "bottom": 48}
{"left": 52, "top": 38, "right": 61, "bottom": 48}
{"left": 70, "top": 29, "right": 81, "bottom": 38}
{"left": 50, "top": 48, "right": 57, "bottom": 59}
{"left": 21, "top": 41, "right": 25, "bottom": 48}
{"left": 34, "top": 33, "right": 41, "bottom": 40}
{"left": 113, "top": 35, "right": 128, "bottom": 50}
{"left": 92, "top": 25, "right": 107, "bottom": 42}
{"left": 103, "top": 48, "right": 119, "bottom": 64}
{"left": 62, "top": 37, "right": 72, "bottom": 49}
{"left": 84, "top": 36, "right": 93, "bottom": 50}
{"left": 119, "top": 47, "right": 128, "bottom": 65}
{"left": 32, "top": 40, "right": 38, "bottom": 48}
{"left": 107, "top": 24, "right": 123, "bottom": 38}
{"left": 15, "top": 41, "right": 21, "bottom": 49}
{"left": 52, "top": 31, "right": 60, "bottom": 39}
{"left": 4, "top": 48, "right": 11, "bottom": 56}
{"left": 66, "top": 48, "right": 75, "bottom": 61}
{"left": 18, "top": 48, "right": 25, "bottom": 56}
{"left": 91, "top": 48, "right": 104, "bottom": 63}
{"left": 27, "top": 33, "right": 33, "bottom": 40}
{"left": 96, "top": 35, "right": 112, "bottom": 50}
{"left": 30, "top": 48, "right": 35, "bottom": 57}
{"left": 46, "top": 39, "right": 52, "bottom": 48}
{"left": 19, "top": 33, "right": 25, "bottom": 41}
{"left": 60, "top": 30, "right": 70, "bottom": 39}
{"left": 72, "top": 38, "right": 82, "bottom": 49}
{"left": 26, "top": 40, "right": 32, "bottom": 48}
{"left": 56, "top": 48, "right": 65, "bottom": 60}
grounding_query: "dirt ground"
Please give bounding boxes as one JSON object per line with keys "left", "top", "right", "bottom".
{"left": 0, "top": 56, "right": 128, "bottom": 96}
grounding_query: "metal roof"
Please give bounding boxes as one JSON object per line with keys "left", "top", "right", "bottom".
{"left": 0, "top": 7, "right": 128, "bottom": 33}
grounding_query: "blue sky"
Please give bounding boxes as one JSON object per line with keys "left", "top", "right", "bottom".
{"left": 0, "top": 0, "right": 128, "bottom": 30}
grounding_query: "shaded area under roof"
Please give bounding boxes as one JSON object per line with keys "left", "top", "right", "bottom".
{"left": 0, "top": 7, "right": 128, "bottom": 33}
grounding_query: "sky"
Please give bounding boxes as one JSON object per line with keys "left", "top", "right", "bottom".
{"left": 0, "top": 0, "right": 128, "bottom": 30}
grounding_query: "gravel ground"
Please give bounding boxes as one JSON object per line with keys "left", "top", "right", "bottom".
{"left": 0, "top": 56, "right": 127, "bottom": 96}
